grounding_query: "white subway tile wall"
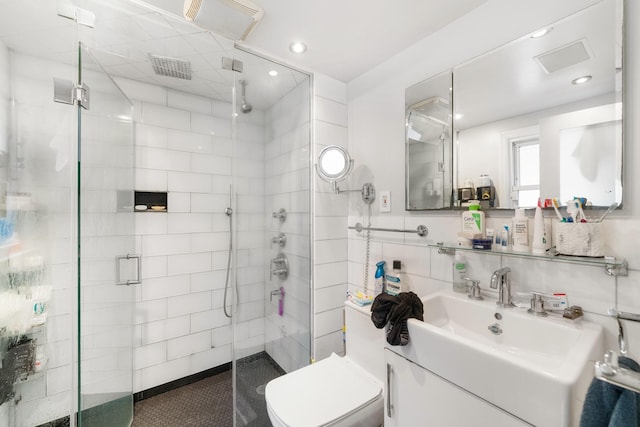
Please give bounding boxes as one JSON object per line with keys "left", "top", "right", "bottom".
{"left": 131, "top": 78, "right": 253, "bottom": 392}
{"left": 264, "top": 80, "right": 312, "bottom": 372}
{"left": 346, "top": 211, "right": 640, "bottom": 365}
{"left": 312, "top": 74, "right": 350, "bottom": 360}
{"left": 131, "top": 73, "right": 313, "bottom": 390}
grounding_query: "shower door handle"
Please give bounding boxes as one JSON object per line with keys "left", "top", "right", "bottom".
{"left": 116, "top": 254, "right": 142, "bottom": 286}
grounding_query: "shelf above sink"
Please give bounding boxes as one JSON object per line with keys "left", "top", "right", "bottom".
{"left": 429, "top": 242, "right": 628, "bottom": 276}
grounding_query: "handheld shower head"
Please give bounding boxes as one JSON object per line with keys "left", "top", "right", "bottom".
{"left": 239, "top": 79, "right": 252, "bottom": 113}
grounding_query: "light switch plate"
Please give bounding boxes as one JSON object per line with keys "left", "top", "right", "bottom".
{"left": 380, "top": 190, "right": 391, "bottom": 212}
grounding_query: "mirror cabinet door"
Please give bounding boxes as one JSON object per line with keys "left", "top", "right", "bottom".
{"left": 405, "top": 0, "right": 623, "bottom": 211}
{"left": 405, "top": 70, "right": 453, "bottom": 210}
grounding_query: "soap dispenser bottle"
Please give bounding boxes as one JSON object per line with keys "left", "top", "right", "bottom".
{"left": 452, "top": 252, "right": 467, "bottom": 293}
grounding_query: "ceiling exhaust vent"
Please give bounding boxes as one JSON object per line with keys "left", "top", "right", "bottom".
{"left": 149, "top": 54, "right": 192, "bottom": 80}
{"left": 534, "top": 39, "right": 592, "bottom": 74}
{"left": 183, "top": 0, "right": 264, "bottom": 42}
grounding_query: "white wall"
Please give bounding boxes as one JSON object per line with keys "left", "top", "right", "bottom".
{"left": 346, "top": 0, "right": 640, "bottom": 368}
{"left": 312, "top": 74, "right": 350, "bottom": 360}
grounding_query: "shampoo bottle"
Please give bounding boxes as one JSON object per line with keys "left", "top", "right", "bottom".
{"left": 531, "top": 202, "right": 547, "bottom": 255}
{"left": 512, "top": 208, "right": 529, "bottom": 252}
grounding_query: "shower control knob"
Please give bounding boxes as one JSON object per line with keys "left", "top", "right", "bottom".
{"left": 272, "top": 208, "right": 287, "bottom": 222}
{"left": 271, "top": 233, "right": 286, "bottom": 247}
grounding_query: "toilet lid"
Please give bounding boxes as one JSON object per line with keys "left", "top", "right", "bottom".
{"left": 265, "top": 353, "right": 382, "bottom": 427}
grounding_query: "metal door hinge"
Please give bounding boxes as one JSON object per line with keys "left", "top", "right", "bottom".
{"left": 221, "top": 57, "right": 243, "bottom": 72}
{"left": 76, "top": 82, "right": 90, "bottom": 109}
{"left": 53, "top": 78, "right": 90, "bottom": 109}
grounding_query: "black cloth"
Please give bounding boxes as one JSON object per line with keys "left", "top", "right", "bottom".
{"left": 371, "top": 291, "right": 424, "bottom": 346}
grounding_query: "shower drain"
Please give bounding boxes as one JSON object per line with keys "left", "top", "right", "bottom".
{"left": 255, "top": 384, "right": 266, "bottom": 395}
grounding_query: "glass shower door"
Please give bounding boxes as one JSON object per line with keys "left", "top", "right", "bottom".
{"left": 77, "top": 43, "right": 136, "bottom": 426}
{"left": 230, "top": 48, "right": 312, "bottom": 426}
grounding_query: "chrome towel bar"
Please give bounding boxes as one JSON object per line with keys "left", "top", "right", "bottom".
{"left": 348, "top": 222, "right": 428, "bottom": 237}
{"left": 594, "top": 350, "right": 640, "bottom": 393}
{"left": 593, "top": 307, "right": 640, "bottom": 393}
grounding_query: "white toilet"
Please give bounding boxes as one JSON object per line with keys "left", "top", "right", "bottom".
{"left": 265, "top": 300, "right": 385, "bottom": 427}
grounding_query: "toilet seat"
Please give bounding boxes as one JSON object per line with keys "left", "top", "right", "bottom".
{"left": 265, "top": 353, "right": 383, "bottom": 427}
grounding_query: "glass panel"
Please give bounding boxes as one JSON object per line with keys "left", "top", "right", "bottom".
{"left": 231, "top": 48, "right": 312, "bottom": 426}
{"left": 0, "top": 6, "right": 76, "bottom": 425}
{"left": 78, "top": 43, "right": 135, "bottom": 427}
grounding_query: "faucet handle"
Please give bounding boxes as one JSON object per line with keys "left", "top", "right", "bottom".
{"left": 465, "top": 278, "right": 483, "bottom": 301}
{"left": 527, "top": 292, "right": 548, "bottom": 317}
{"left": 563, "top": 305, "right": 583, "bottom": 320}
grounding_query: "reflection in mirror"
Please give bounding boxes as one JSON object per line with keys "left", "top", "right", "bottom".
{"left": 315, "top": 145, "right": 354, "bottom": 193}
{"left": 453, "top": 0, "right": 622, "bottom": 209}
{"left": 405, "top": 70, "right": 453, "bottom": 210}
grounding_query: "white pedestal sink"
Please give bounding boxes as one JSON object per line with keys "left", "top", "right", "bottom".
{"left": 386, "top": 289, "right": 604, "bottom": 426}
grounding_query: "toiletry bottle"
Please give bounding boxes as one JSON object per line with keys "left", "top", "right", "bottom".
{"left": 531, "top": 201, "right": 547, "bottom": 255}
{"left": 385, "top": 260, "right": 402, "bottom": 296}
{"left": 512, "top": 208, "right": 529, "bottom": 252}
{"left": 452, "top": 252, "right": 467, "bottom": 293}
{"left": 461, "top": 202, "right": 485, "bottom": 236}
{"left": 374, "top": 261, "right": 386, "bottom": 296}
{"left": 500, "top": 226, "right": 509, "bottom": 250}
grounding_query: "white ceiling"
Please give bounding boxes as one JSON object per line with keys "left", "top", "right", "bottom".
{"left": 0, "top": 0, "right": 487, "bottom": 109}
{"left": 1, "top": 0, "right": 616, "bottom": 120}
{"left": 140, "top": 0, "right": 489, "bottom": 82}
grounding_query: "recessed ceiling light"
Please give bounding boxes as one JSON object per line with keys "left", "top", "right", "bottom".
{"left": 289, "top": 41, "right": 307, "bottom": 54}
{"left": 269, "top": 70, "right": 278, "bottom": 77}
{"left": 454, "top": 113, "right": 463, "bottom": 120}
{"left": 572, "top": 75, "right": 592, "bottom": 85}
{"left": 531, "top": 27, "right": 553, "bottom": 38}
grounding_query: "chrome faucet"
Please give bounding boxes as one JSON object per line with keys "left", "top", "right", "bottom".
{"left": 490, "top": 267, "right": 515, "bottom": 308}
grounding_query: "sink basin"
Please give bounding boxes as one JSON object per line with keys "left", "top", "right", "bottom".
{"left": 388, "top": 290, "right": 604, "bottom": 426}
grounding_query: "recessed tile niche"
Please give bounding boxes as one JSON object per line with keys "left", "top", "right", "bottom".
{"left": 134, "top": 191, "right": 168, "bottom": 212}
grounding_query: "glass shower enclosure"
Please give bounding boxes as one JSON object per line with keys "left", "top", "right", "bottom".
{"left": 76, "top": 43, "right": 136, "bottom": 426}
{"left": 0, "top": 1, "right": 312, "bottom": 426}
{"left": 230, "top": 48, "right": 312, "bottom": 426}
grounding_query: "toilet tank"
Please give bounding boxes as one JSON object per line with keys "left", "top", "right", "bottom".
{"left": 345, "top": 300, "right": 385, "bottom": 382}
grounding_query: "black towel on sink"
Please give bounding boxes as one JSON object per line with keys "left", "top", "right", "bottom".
{"left": 371, "top": 291, "right": 424, "bottom": 346}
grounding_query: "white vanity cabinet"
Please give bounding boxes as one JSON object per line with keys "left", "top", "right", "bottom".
{"left": 384, "top": 348, "right": 531, "bottom": 426}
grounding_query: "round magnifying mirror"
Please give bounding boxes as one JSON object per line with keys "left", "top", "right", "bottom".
{"left": 316, "top": 145, "right": 353, "bottom": 182}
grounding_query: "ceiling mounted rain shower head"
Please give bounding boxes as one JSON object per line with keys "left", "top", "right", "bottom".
{"left": 149, "top": 54, "right": 192, "bottom": 80}
{"left": 239, "top": 79, "right": 252, "bottom": 114}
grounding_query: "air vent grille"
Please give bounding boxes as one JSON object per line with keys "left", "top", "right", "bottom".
{"left": 183, "top": 0, "right": 202, "bottom": 21}
{"left": 221, "top": 0, "right": 260, "bottom": 16}
{"left": 534, "top": 39, "right": 592, "bottom": 74}
{"left": 149, "top": 54, "right": 192, "bottom": 80}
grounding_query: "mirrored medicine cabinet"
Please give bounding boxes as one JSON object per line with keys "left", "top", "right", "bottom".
{"left": 405, "top": 0, "right": 623, "bottom": 211}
